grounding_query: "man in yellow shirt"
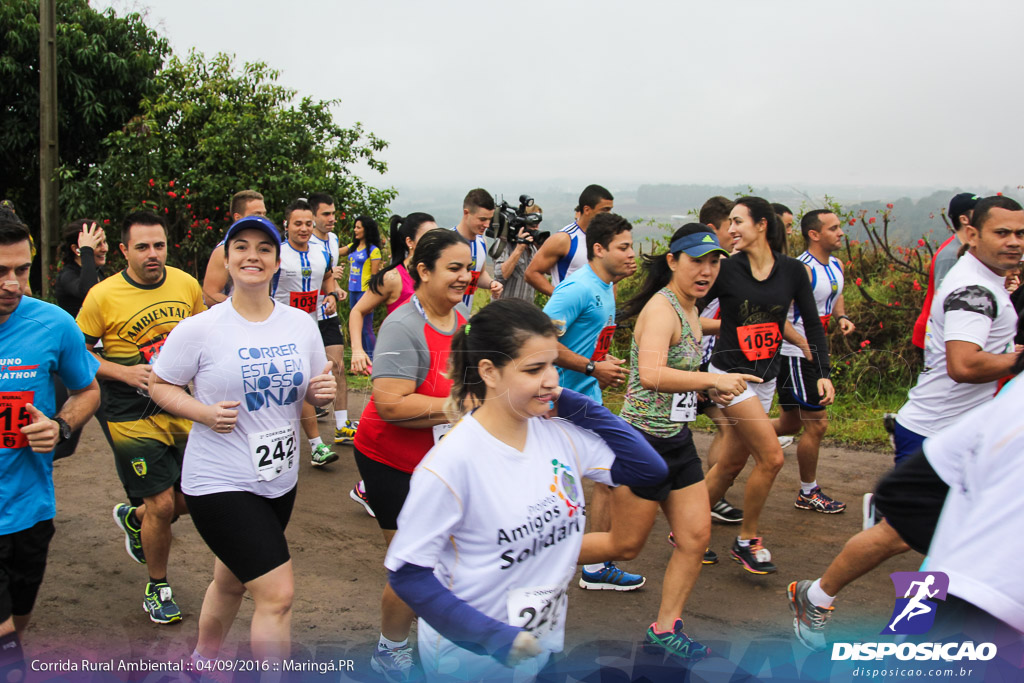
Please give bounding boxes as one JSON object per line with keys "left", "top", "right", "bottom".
{"left": 77, "top": 211, "right": 205, "bottom": 624}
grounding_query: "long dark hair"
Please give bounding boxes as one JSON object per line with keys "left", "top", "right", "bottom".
{"left": 369, "top": 212, "right": 435, "bottom": 294}
{"left": 353, "top": 215, "right": 382, "bottom": 253}
{"left": 618, "top": 224, "right": 715, "bottom": 322}
{"left": 733, "top": 196, "right": 777, "bottom": 251}
{"left": 410, "top": 228, "right": 467, "bottom": 288}
{"left": 446, "top": 299, "right": 558, "bottom": 419}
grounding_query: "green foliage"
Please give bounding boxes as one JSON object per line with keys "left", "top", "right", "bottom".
{"left": 0, "top": 0, "right": 168, "bottom": 224}
{"left": 61, "top": 51, "right": 397, "bottom": 278}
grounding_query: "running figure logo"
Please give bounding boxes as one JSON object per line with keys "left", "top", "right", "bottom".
{"left": 882, "top": 571, "right": 948, "bottom": 635}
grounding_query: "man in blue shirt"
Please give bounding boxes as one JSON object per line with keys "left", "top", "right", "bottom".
{"left": 543, "top": 212, "right": 640, "bottom": 590}
{"left": 0, "top": 216, "right": 100, "bottom": 680}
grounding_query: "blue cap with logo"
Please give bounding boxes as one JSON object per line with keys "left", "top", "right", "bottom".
{"left": 669, "top": 226, "right": 730, "bottom": 258}
{"left": 223, "top": 215, "right": 282, "bottom": 246}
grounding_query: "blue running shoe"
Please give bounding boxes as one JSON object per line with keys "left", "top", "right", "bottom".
{"left": 643, "top": 619, "right": 710, "bottom": 661}
{"left": 578, "top": 562, "right": 645, "bottom": 591}
{"left": 113, "top": 503, "right": 145, "bottom": 564}
{"left": 143, "top": 582, "right": 182, "bottom": 624}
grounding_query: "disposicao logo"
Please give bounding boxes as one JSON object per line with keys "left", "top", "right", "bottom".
{"left": 831, "top": 571, "right": 998, "bottom": 662}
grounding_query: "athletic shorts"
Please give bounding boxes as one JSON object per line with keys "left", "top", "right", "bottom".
{"left": 629, "top": 428, "right": 704, "bottom": 502}
{"left": 708, "top": 363, "right": 776, "bottom": 414}
{"left": 318, "top": 317, "right": 346, "bottom": 348}
{"left": 776, "top": 354, "right": 826, "bottom": 412}
{"left": 892, "top": 420, "right": 927, "bottom": 466}
{"left": 185, "top": 487, "right": 297, "bottom": 584}
{"left": 873, "top": 449, "right": 948, "bottom": 555}
{"left": 354, "top": 447, "right": 411, "bottom": 531}
{"left": 106, "top": 414, "right": 190, "bottom": 500}
{"left": 0, "top": 519, "right": 56, "bottom": 621}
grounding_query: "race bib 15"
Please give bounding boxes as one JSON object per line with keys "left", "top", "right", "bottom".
{"left": 0, "top": 391, "right": 34, "bottom": 449}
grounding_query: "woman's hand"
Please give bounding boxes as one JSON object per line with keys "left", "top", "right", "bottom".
{"left": 308, "top": 362, "right": 337, "bottom": 406}
{"left": 350, "top": 349, "right": 371, "bottom": 376}
{"left": 506, "top": 631, "right": 543, "bottom": 667}
{"left": 205, "top": 401, "right": 240, "bottom": 433}
{"left": 77, "top": 221, "right": 105, "bottom": 252}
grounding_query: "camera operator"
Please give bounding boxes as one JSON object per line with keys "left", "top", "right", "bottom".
{"left": 494, "top": 204, "right": 542, "bottom": 303}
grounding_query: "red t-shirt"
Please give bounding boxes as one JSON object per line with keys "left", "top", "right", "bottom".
{"left": 913, "top": 235, "right": 957, "bottom": 349}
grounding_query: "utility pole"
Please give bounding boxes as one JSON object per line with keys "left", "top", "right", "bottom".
{"left": 39, "top": 0, "right": 58, "bottom": 298}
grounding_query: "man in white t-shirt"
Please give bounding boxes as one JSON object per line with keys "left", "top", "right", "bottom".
{"left": 786, "top": 195, "right": 1024, "bottom": 652}
{"left": 452, "top": 189, "right": 502, "bottom": 308}
{"left": 307, "top": 192, "right": 355, "bottom": 445}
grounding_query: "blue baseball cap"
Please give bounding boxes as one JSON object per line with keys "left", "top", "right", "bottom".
{"left": 669, "top": 227, "right": 730, "bottom": 258}
{"left": 223, "top": 215, "right": 282, "bottom": 246}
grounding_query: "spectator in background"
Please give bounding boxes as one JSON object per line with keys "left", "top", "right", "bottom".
{"left": 340, "top": 216, "right": 383, "bottom": 359}
{"left": 494, "top": 203, "right": 542, "bottom": 303}
{"left": 53, "top": 219, "right": 110, "bottom": 460}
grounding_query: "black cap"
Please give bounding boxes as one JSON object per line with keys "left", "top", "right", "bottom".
{"left": 948, "top": 193, "right": 979, "bottom": 228}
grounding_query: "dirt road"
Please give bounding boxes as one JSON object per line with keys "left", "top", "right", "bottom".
{"left": 23, "top": 389, "right": 924, "bottom": 681}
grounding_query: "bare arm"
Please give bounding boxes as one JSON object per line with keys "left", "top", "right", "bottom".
{"left": 202, "top": 249, "right": 229, "bottom": 305}
{"left": 699, "top": 317, "right": 721, "bottom": 335}
{"left": 371, "top": 376, "right": 450, "bottom": 429}
{"left": 87, "top": 342, "right": 151, "bottom": 390}
{"left": 946, "top": 340, "right": 1022, "bottom": 384}
{"left": 500, "top": 243, "right": 528, "bottom": 280}
{"left": 524, "top": 233, "right": 569, "bottom": 296}
{"left": 350, "top": 273, "right": 396, "bottom": 374}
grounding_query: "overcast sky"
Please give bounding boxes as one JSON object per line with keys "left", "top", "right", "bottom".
{"left": 97, "top": 0, "right": 1024, "bottom": 193}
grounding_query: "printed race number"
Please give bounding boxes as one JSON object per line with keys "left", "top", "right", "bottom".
{"left": 590, "top": 325, "right": 617, "bottom": 362}
{"left": 0, "top": 391, "right": 34, "bottom": 449}
{"left": 737, "top": 322, "right": 781, "bottom": 361}
{"left": 139, "top": 337, "right": 166, "bottom": 364}
{"left": 248, "top": 426, "right": 296, "bottom": 482}
{"left": 507, "top": 585, "right": 567, "bottom": 648}
{"left": 289, "top": 290, "right": 318, "bottom": 313}
{"left": 670, "top": 391, "right": 697, "bottom": 423}
{"left": 465, "top": 270, "right": 482, "bottom": 297}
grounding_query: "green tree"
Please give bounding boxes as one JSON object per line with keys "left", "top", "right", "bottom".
{"left": 62, "top": 51, "right": 396, "bottom": 277}
{"left": 0, "top": 0, "right": 168, "bottom": 225}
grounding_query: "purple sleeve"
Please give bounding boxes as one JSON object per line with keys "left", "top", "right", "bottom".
{"left": 555, "top": 389, "right": 667, "bottom": 486}
{"left": 388, "top": 564, "right": 520, "bottom": 663}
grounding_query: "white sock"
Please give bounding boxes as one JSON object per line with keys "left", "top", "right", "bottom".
{"left": 736, "top": 537, "right": 750, "bottom": 548}
{"left": 583, "top": 563, "right": 606, "bottom": 573}
{"left": 309, "top": 437, "right": 324, "bottom": 448}
{"left": 379, "top": 634, "right": 408, "bottom": 650}
{"left": 191, "top": 650, "right": 216, "bottom": 666}
{"left": 335, "top": 410, "right": 348, "bottom": 429}
{"left": 801, "top": 480, "right": 818, "bottom": 495}
{"left": 808, "top": 578, "right": 835, "bottom": 608}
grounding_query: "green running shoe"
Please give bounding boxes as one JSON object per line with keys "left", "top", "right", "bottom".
{"left": 113, "top": 503, "right": 145, "bottom": 564}
{"left": 143, "top": 582, "right": 181, "bottom": 624}
{"left": 311, "top": 443, "right": 339, "bottom": 467}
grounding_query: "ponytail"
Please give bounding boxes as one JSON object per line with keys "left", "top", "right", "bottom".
{"left": 370, "top": 212, "right": 434, "bottom": 294}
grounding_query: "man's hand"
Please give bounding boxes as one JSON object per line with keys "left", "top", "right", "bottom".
{"left": 593, "top": 355, "right": 627, "bottom": 389}
{"left": 838, "top": 317, "right": 856, "bottom": 335}
{"left": 489, "top": 279, "right": 503, "bottom": 299}
{"left": 21, "top": 403, "right": 59, "bottom": 453}
{"left": 817, "top": 378, "right": 836, "bottom": 406}
{"left": 324, "top": 295, "right": 337, "bottom": 316}
{"left": 125, "top": 364, "right": 153, "bottom": 390}
{"left": 332, "top": 265, "right": 346, "bottom": 281}
{"left": 204, "top": 401, "right": 240, "bottom": 433}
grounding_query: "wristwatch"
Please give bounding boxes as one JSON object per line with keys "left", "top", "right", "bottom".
{"left": 54, "top": 416, "right": 72, "bottom": 444}
{"left": 584, "top": 360, "right": 597, "bottom": 376}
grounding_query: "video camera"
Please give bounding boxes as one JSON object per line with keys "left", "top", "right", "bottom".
{"left": 487, "top": 194, "right": 549, "bottom": 260}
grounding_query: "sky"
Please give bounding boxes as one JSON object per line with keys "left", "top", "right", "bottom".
{"left": 96, "top": 0, "right": 1024, "bottom": 194}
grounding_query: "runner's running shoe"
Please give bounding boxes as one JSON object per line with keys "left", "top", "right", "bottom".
{"left": 143, "top": 582, "right": 181, "bottom": 624}
{"left": 778, "top": 435, "right": 795, "bottom": 449}
{"left": 311, "top": 443, "right": 339, "bottom": 467}
{"left": 113, "top": 503, "right": 145, "bottom": 564}
{"left": 731, "top": 536, "right": 776, "bottom": 574}
{"left": 862, "top": 493, "right": 878, "bottom": 530}
{"left": 644, "top": 619, "right": 710, "bottom": 661}
{"left": 315, "top": 405, "right": 330, "bottom": 419}
{"left": 666, "top": 533, "right": 718, "bottom": 565}
{"left": 370, "top": 643, "right": 420, "bottom": 682}
{"left": 334, "top": 419, "right": 358, "bottom": 445}
{"left": 349, "top": 480, "right": 376, "bottom": 518}
{"left": 794, "top": 487, "right": 846, "bottom": 514}
{"left": 788, "top": 579, "right": 833, "bottom": 652}
{"left": 883, "top": 413, "right": 897, "bottom": 450}
{"left": 711, "top": 497, "right": 743, "bottom": 523}
{"left": 579, "top": 562, "right": 645, "bottom": 590}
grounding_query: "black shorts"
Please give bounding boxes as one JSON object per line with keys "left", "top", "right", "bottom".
{"left": 185, "top": 487, "right": 297, "bottom": 584}
{"left": 354, "top": 447, "right": 411, "bottom": 531}
{"left": 874, "top": 450, "right": 949, "bottom": 554}
{"left": 106, "top": 415, "right": 189, "bottom": 501}
{"left": 0, "top": 519, "right": 56, "bottom": 621}
{"left": 318, "top": 317, "right": 346, "bottom": 348}
{"left": 628, "top": 428, "right": 704, "bottom": 502}
{"left": 777, "top": 355, "right": 826, "bottom": 412}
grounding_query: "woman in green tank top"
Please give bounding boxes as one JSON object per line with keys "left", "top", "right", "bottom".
{"left": 580, "top": 224, "right": 758, "bottom": 662}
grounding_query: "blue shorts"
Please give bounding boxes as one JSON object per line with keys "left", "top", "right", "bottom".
{"left": 893, "top": 420, "right": 927, "bottom": 466}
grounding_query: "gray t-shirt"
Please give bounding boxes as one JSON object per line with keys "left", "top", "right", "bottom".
{"left": 932, "top": 236, "right": 963, "bottom": 290}
{"left": 494, "top": 242, "right": 538, "bottom": 303}
{"left": 372, "top": 298, "right": 471, "bottom": 386}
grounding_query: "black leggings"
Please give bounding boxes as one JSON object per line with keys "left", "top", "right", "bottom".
{"left": 185, "top": 487, "right": 296, "bottom": 584}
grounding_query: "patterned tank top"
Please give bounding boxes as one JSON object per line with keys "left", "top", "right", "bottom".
{"left": 620, "top": 288, "right": 703, "bottom": 438}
